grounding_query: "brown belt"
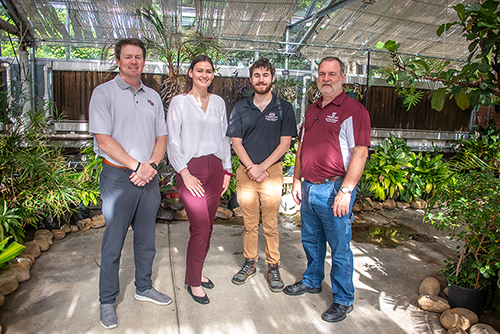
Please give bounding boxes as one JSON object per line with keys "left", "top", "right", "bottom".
{"left": 103, "top": 158, "right": 126, "bottom": 169}
{"left": 308, "top": 175, "right": 344, "bottom": 185}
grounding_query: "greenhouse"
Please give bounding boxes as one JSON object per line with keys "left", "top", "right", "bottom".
{"left": 0, "top": 0, "right": 499, "bottom": 333}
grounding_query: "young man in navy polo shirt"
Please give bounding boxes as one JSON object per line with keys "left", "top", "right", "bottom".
{"left": 226, "top": 58, "right": 297, "bottom": 292}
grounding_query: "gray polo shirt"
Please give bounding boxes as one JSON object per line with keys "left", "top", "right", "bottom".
{"left": 89, "top": 74, "right": 168, "bottom": 166}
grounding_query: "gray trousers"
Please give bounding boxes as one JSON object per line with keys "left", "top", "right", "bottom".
{"left": 98, "top": 163, "right": 160, "bottom": 304}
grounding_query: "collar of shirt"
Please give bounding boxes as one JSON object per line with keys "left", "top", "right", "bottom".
{"left": 313, "top": 90, "right": 347, "bottom": 109}
{"left": 244, "top": 92, "right": 278, "bottom": 112}
{"left": 114, "top": 74, "right": 145, "bottom": 93}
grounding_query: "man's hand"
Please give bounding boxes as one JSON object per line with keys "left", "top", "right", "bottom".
{"left": 246, "top": 164, "right": 267, "bottom": 181}
{"left": 129, "top": 159, "right": 157, "bottom": 187}
{"left": 254, "top": 171, "right": 269, "bottom": 183}
{"left": 221, "top": 174, "right": 231, "bottom": 196}
{"left": 291, "top": 177, "right": 302, "bottom": 205}
{"left": 332, "top": 192, "right": 351, "bottom": 217}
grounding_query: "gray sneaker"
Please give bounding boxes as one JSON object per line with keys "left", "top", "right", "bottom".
{"left": 134, "top": 287, "right": 172, "bottom": 305}
{"left": 100, "top": 303, "right": 118, "bottom": 329}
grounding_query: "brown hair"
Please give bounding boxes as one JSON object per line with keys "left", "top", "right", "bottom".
{"left": 249, "top": 58, "right": 275, "bottom": 77}
{"left": 318, "top": 56, "right": 345, "bottom": 75}
{"left": 115, "top": 38, "right": 146, "bottom": 60}
{"left": 182, "top": 55, "right": 215, "bottom": 94}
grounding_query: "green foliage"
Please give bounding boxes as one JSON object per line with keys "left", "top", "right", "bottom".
{"left": 282, "top": 141, "right": 298, "bottom": 169}
{"left": 222, "top": 155, "right": 240, "bottom": 200}
{"left": 78, "top": 141, "right": 102, "bottom": 207}
{"left": 0, "top": 200, "right": 24, "bottom": 243}
{"left": 0, "top": 102, "right": 82, "bottom": 228}
{"left": 273, "top": 78, "right": 302, "bottom": 103}
{"left": 426, "top": 125, "right": 500, "bottom": 290}
{"left": 376, "top": 0, "right": 500, "bottom": 111}
{"left": 400, "top": 152, "right": 447, "bottom": 202}
{"left": 0, "top": 237, "right": 24, "bottom": 270}
{"left": 363, "top": 134, "right": 412, "bottom": 200}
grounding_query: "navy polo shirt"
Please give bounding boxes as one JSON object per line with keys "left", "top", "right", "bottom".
{"left": 226, "top": 93, "right": 297, "bottom": 165}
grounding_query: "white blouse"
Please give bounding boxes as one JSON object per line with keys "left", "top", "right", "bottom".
{"left": 166, "top": 93, "right": 231, "bottom": 173}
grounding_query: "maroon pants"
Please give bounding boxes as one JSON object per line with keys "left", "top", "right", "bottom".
{"left": 176, "top": 154, "right": 224, "bottom": 287}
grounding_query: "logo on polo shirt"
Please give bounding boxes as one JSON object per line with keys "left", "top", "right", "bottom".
{"left": 147, "top": 99, "right": 155, "bottom": 106}
{"left": 265, "top": 112, "right": 278, "bottom": 122}
{"left": 325, "top": 112, "right": 338, "bottom": 123}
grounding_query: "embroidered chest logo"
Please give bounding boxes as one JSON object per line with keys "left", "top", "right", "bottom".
{"left": 147, "top": 99, "right": 155, "bottom": 106}
{"left": 325, "top": 112, "right": 338, "bottom": 123}
{"left": 265, "top": 112, "right": 278, "bottom": 122}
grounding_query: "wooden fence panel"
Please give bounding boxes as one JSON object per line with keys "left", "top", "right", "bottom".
{"left": 53, "top": 71, "right": 471, "bottom": 131}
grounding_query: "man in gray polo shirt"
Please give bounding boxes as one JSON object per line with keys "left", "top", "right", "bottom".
{"left": 89, "top": 38, "right": 170, "bottom": 329}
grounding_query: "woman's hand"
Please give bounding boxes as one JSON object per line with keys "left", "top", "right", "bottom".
{"left": 221, "top": 174, "right": 231, "bottom": 196}
{"left": 183, "top": 173, "right": 205, "bottom": 197}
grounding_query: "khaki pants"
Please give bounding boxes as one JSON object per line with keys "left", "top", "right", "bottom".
{"left": 236, "top": 162, "right": 283, "bottom": 265}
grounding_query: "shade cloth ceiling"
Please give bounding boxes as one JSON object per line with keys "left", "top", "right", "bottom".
{"left": 2, "top": 0, "right": 476, "bottom": 66}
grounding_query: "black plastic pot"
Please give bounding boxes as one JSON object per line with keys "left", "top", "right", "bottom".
{"left": 228, "top": 191, "right": 239, "bottom": 210}
{"left": 447, "top": 284, "right": 488, "bottom": 316}
{"left": 346, "top": 92, "right": 357, "bottom": 99}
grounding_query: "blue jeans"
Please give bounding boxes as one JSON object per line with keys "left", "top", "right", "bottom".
{"left": 300, "top": 179, "right": 356, "bottom": 306}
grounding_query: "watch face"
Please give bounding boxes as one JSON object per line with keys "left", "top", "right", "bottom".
{"left": 341, "top": 187, "right": 351, "bottom": 194}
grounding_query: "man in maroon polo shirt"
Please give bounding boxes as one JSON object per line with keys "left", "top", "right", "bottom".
{"left": 283, "top": 56, "right": 370, "bottom": 323}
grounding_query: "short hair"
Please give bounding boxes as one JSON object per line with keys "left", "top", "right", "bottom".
{"left": 318, "top": 56, "right": 345, "bottom": 75}
{"left": 115, "top": 38, "right": 146, "bottom": 60}
{"left": 249, "top": 58, "right": 275, "bottom": 77}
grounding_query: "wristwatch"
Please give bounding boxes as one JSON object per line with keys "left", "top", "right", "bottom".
{"left": 340, "top": 186, "right": 352, "bottom": 195}
{"left": 150, "top": 163, "right": 158, "bottom": 170}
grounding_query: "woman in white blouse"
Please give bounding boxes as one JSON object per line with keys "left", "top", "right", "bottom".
{"left": 166, "top": 55, "right": 232, "bottom": 305}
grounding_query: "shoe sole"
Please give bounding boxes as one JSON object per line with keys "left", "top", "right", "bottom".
{"left": 134, "top": 293, "right": 172, "bottom": 305}
{"left": 100, "top": 320, "right": 118, "bottom": 329}
{"left": 283, "top": 288, "right": 322, "bottom": 296}
{"left": 231, "top": 271, "right": 257, "bottom": 285}
{"left": 321, "top": 305, "right": 353, "bottom": 323}
{"left": 269, "top": 285, "right": 285, "bottom": 292}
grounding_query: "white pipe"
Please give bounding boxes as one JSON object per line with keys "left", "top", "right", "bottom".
{"left": 43, "top": 63, "right": 52, "bottom": 116}
{"left": 301, "top": 75, "right": 311, "bottom": 121}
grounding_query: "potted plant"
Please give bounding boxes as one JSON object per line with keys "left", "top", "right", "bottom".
{"left": 426, "top": 126, "right": 500, "bottom": 315}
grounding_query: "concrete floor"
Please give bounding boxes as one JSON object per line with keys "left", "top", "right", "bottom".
{"left": 0, "top": 209, "right": 466, "bottom": 334}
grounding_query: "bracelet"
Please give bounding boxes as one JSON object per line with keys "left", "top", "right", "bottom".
{"left": 134, "top": 162, "right": 141, "bottom": 172}
{"left": 224, "top": 170, "right": 234, "bottom": 177}
{"left": 182, "top": 173, "right": 191, "bottom": 178}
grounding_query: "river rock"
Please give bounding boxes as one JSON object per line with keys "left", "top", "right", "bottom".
{"left": 383, "top": 199, "right": 396, "bottom": 209}
{"left": 70, "top": 225, "right": 79, "bottom": 233}
{"left": 372, "top": 201, "right": 384, "bottom": 210}
{"left": 51, "top": 229, "right": 66, "bottom": 240}
{"left": 0, "top": 294, "right": 4, "bottom": 308}
{"left": 233, "top": 207, "right": 243, "bottom": 217}
{"left": 61, "top": 223, "right": 72, "bottom": 234}
{"left": 411, "top": 199, "right": 427, "bottom": 209}
{"left": 21, "top": 242, "right": 41, "bottom": 259}
{"left": 418, "top": 294, "right": 450, "bottom": 312}
{"left": 396, "top": 201, "right": 411, "bottom": 209}
{"left": 12, "top": 258, "right": 31, "bottom": 270}
{"left": 32, "top": 237, "right": 50, "bottom": 251}
{"left": 441, "top": 308, "right": 479, "bottom": 330}
{"left": 419, "top": 277, "right": 441, "bottom": 295}
{"left": 216, "top": 207, "right": 232, "bottom": 219}
{"left": 0, "top": 270, "right": 19, "bottom": 295}
{"left": 470, "top": 324, "right": 499, "bottom": 334}
{"left": 443, "top": 286, "right": 449, "bottom": 296}
{"left": 448, "top": 328, "right": 467, "bottom": 334}
{"left": 175, "top": 209, "right": 188, "bottom": 221}
{"left": 7, "top": 266, "right": 30, "bottom": 283}
{"left": 91, "top": 215, "right": 106, "bottom": 229}
{"left": 352, "top": 202, "right": 362, "bottom": 212}
{"left": 76, "top": 218, "right": 92, "bottom": 231}
{"left": 34, "top": 229, "right": 53, "bottom": 241}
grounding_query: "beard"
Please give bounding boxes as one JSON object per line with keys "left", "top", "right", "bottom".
{"left": 252, "top": 81, "right": 273, "bottom": 95}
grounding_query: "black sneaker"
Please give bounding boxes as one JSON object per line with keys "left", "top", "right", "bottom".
{"left": 284, "top": 281, "right": 322, "bottom": 296}
{"left": 321, "top": 303, "right": 353, "bottom": 323}
{"left": 267, "top": 264, "right": 284, "bottom": 292}
{"left": 232, "top": 258, "right": 256, "bottom": 284}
